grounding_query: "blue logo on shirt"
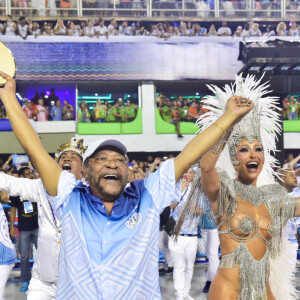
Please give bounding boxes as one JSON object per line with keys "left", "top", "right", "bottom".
{"left": 125, "top": 212, "right": 142, "bottom": 229}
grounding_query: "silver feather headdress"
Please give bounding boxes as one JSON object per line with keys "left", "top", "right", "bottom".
{"left": 197, "top": 74, "right": 282, "bottom": 186}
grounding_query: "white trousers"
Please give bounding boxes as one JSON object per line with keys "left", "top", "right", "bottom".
{"left": 27, "top": 276, "right": 56, "bottom": 300}
{"left": 0, "top": 264, "right": 14, "bottom": 300}
{"left": 202, "top": 229, "right": 220, "bottom": 281}
{"left": 159, "top": 230, "right": 173, "bottom": 268}
{"left": 169, "top": 236, "right": 198, "bottom": 297}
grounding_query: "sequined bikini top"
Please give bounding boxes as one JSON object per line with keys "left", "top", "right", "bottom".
{"left": 217, "top": 179, "right": 280, "bottom": 244}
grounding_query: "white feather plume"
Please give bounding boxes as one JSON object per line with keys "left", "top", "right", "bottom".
{"left": 197, "top": 73, "right": 282, "bottom": 185}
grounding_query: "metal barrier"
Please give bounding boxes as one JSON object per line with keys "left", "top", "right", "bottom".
{"left": 0, "top": 0, "right": 298, "bottom": 19}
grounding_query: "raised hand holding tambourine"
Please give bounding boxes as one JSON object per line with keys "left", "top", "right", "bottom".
{"left": 0, "top": 42, "right": 16, "bottom": 86}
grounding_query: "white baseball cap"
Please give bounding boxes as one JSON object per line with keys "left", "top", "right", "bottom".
{"left": 83, "top": 139, "right": 127, "bottom": 164}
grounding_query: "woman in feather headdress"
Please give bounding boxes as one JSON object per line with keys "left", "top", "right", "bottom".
{"left": 197, "top": 75, "right": 300, "bottom": 300}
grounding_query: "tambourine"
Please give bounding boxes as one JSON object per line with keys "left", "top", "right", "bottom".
{"left": 0, "top": 41, "right": 16, "bottom": 86}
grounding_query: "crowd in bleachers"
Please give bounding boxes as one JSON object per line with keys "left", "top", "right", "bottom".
{"left": 77, "top": 98, "right": 138, "bottom": 123}
{"left": 0, "top": 88, "right": 74, "bottom": 121}
{"left": 1, "top": 15, "right": 300, "bottom": 39}
{"left": 157, "top": 94, "right": 206, "bottom": 124}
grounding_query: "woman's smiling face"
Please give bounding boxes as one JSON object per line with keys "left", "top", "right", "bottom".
{"left": 235, "top": 138, "right": 264, "bottom": 185}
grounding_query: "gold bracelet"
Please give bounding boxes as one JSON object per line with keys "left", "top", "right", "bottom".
{"left": 214, "top": 121, "right": 225, "bottom": 135}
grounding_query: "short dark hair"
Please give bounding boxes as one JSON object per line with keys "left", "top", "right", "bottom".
{"left": 18, "top": 167, "right": 31, "bottom": 177}
{"left": 10, "top": 169, "right": 19, "bottom": 176}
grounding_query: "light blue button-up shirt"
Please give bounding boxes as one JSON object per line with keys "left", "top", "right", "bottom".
{"left": 50, "top": 159, "right": 180, "bottom": 299}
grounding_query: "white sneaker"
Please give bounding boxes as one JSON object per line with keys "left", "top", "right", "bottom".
{"left": 184, "top": 295, "right": 195, "bottom": 300}
{"left": 175, "top": 296, "right": 185, "bottom": 300}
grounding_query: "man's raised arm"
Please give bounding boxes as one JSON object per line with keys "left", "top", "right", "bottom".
{"left": 0, "top": 72, "right": 61, "bottom": 196}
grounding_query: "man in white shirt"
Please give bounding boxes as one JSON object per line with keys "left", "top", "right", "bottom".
{"left": 107, "top": 18, "right": 118, "bottom": 36}
{"left": 95, "top": 18, "right": 108, "bottom": 37}
{"left": 217, "top": 21, "right": 232, "bottom": 36}
{"left": 0, "top": 138, "right": 85, "bottom": 300}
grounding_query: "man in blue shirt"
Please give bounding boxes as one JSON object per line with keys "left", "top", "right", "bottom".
{"left": 0, "top": 71, "right": 254, "bottom": 299}
{"left": 50, "top": 100, "right": 63, "bottom": 121}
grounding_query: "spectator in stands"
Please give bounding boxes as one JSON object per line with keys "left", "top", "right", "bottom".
{"left": 17, "top": 16, "right": 29, "bottom": 40}
{"left": 30, "top": 22, "right": 41, "bottom": 37}
{"left": 241, "top": 22, "right": 251, "bottom": 37}
{"left": 187, "top": 101, "right": 198, "bottom": 122}
{"left": 125, "top": 100, "right": 137, "bottom": 122}
{"left": 62, "top": 100, "right": 74, "bottom": 120}
{"left": 199, "top": 100, "right": 209, "bottom": 115}
{"left": 161, "top": 100, "right": 183, "bottom": 138}
{"left": 10, "top": 167, "right": 38, "bottom": 293}
{"left": 84, "top": 19, "right": 96, "bottom": 37}
{"left": 118, "top": 98, "right": 127, "bottom": 122}
{"left": 150, "top": 24, "right": 159, "bottom": 36}
{"left": 23, "top": 99, "right": 34, "bottom": 119}
{"left": 173, "top": 25, "right": 181, "bottom": 36}
{"left": 94, "top": 99, "right": 107, "bottom": 123}
{"left": 134, "top": 21, "right": 147, "bottom": 36}
{"left": 157, "top": 23, "right": 165, "bottom": 37}
{"left": 208, "top": 24, "right": 217, "bottom": 36}
{"left": 35, "top": 99, "right": 48, "bottom": 121}
{"left": 180, "top": 21, "right": 190, "bottom": 36}
{"left": 179, "top": 99, "right": 189, "bottom": 121}
{"left": 288, "top": 21, "right": 299, "bottom": 36}
{"left": 187, "top": 21, "right": 193, "bottom": 33}
{"left": 121, "top": 21, "right": 132, "bottom": 35}
{"left": 50, "top": 100, "right": 63, "bottom": 121}
{"left": 108, "top": 18, "right": 118, "bottom": 36}
{"left": 3, "top": 15, "right": 16, "bottom": 35}
{"left": 282, "top": 97, "right": 289, "bottom": 120}
{"left": 161, "top": 100, "right": 172, "bottom": 123}
{"left": 264, "top": 24, "right": 276, "bottom": 37}
{"left": 234, "top": 25, "right": 243, "bottom": 37}
{"left": 95, "top": 18, "right": 108, "bottom": 37}
{"left": 250, "top": 23, "right": 262, "bottom": 36}
{"left": 193, "top": 23, "right": 207, "bottom": 36}
{"left": 106, "top": 101, "right": 120, "bottom": 122}
{"left": 42, "top": 23, "right": 54, "bottom": 36}
{"left": 288, "top": 95, "right": 298, "bottom": 120}
{"left": 80, "top": 20, "right": 86, "bottom": 32}
{"left": 277, "top": 21, "right": 287, "bottom": 36}
{"left": 67, "top": 21, "right": 81, "bottom": 36}
{"left": 54, "top": 18, "right": 67, "bottom": 35}
{"left": 77, "top": 101, "right": 90, "bottom": 123}
{"left": 217, "top": 21, "right": 232, "bottom": 36}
